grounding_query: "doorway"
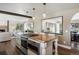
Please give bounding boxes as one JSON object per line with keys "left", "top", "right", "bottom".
{"left": 70, "top": 12, "right": 79, "bottom": 50}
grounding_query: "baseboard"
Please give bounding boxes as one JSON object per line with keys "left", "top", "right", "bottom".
{"left": 58, "top": 44, "right": 71, "bottom": 49}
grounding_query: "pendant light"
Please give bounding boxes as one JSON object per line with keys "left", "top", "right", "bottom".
{"left": 32, "top": 8, "right": 35, "bottom": 20}
{"left": 42, "top": 3, "right": 46, "bottom": 18}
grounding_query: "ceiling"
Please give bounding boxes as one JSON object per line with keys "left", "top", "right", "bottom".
{"left": 0, "top": 3, "right": 79, "bottom": 16}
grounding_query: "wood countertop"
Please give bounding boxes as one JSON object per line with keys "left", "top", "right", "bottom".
{"left": 30, "top": 34, "right": 56, "bottom": 43}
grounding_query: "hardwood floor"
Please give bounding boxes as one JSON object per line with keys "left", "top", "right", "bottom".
{"left": 58, "top": 46, "right": 79, "bottom": 55}
{"left": 0, "top": 39, "right": 22, "bottom": 55}
{"left": 0, "top": 39, "right": 79, "bottom": 55}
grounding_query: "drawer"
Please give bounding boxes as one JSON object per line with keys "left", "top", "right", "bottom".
{"left": 21, "top": 39, "right": 28, "bottom": 49}
{"left": 28, "top": 40, "right": 39, "bottom": 48}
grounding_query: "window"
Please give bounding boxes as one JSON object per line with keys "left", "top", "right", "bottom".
{"left": 42, "top": 16, "right": 63, "bottom": 34}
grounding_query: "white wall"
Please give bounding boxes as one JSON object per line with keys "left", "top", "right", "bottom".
{"left": 33, "top": 7, "right": 79, "bottom": 46}
{"left": 54, "top": 8, "right": 79, "bottom": 46}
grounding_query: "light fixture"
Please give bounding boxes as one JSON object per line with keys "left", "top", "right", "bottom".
{"left": 42, "top": 3, "right": 46, "bottom": 18}
{"left": 42, "top": 13, "right": 46, "bottom": 18}
{"left": 32, "top": 17, "right": 35, "bottom": 20}
{"left": 32, "top": 8, "right": 36, "bottom": 20}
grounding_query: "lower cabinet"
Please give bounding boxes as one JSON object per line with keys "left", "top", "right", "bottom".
{"left": 21, "top": 39, "right": 28, "bottom": 49}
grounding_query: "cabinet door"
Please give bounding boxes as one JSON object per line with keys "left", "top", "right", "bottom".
{"left": 21, "top": 38, "right": 28, "bottom": 49}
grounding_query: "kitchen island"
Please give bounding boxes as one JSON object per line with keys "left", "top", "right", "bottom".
{"left": 21, "top": 33, "right": 58, "bottom": 55}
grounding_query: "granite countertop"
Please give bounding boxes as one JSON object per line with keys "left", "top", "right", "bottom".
{"left": 21, "top": 33, "right": 56, "bottom": 43}
{"left": 30, "top": 34, "right": 56, "bottom": 43}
